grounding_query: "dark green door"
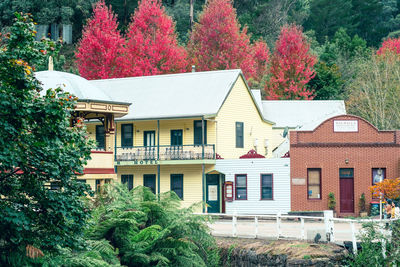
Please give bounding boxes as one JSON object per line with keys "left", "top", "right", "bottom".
{"left": 206, "top": 174, "right": 220, "bottom": 213}
{"left": 143, "top": 174, "right": 156, "bottom": 194}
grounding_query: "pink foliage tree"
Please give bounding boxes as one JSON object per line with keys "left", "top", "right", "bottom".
{"left": 75, "top": 1, "right": 127, "bottom": 80}
{"left": 125, "top": 0, "right": 188, "bottom": 76}
{"left": 187, "top": 0, "right": 258, "bottom": 81}
{"left": 377, "top": 37, "right": 400, "bottom": 55}
{"left": 265, "top": 24, "right": 316, "bottom": 100}
{"left": 251, "top": 40, "right": 270, "bottom": 84}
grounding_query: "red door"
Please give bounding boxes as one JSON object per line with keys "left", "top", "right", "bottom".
{"left": 340, "top": 178, "right": 354, "bottom": 213}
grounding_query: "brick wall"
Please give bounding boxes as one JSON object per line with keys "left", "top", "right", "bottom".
{"left": 290, "top": 115, "right": 400, "bottom": 216}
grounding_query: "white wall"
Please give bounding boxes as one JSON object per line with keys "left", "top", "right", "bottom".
{"left": 215, "top": 158, "right": 290, "bottom": 215}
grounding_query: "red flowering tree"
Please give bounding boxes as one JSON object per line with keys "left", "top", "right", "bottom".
{"left": 265, "top": 25, "right": 317, "bottom": 100}
{"left": 377, "top": 37, "right": 400, "bottom": 56}
{"left": 187, "top": 0, "right": 257, "bottom": 81}
{"left": 76, "top": 1, "right": 127, "bottom": 80}
{"left": 125, "top": 0, "right": 187, "bottom": 76}
{"left": 250, "top": 39, "right": 270, "bottom": 85}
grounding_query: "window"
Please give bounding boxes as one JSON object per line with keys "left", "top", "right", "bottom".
{"left": 50, "top": 181, "right": 60, "bottom": 190}
{"left": 121, "top": 175, "right": 134, "bottom": 191}
{"left": 96, "top": 125, "right": 105, "bottom": 149}
{"left": 340, "top": 168, "right": 354, "bottom": 178}
{"left": 143, "top": 174, "right": 156, "bottom": 194}
{"left": 372, "top": 168, "right": 386, "bottom": 185}
{"left": 307, "top": 169, "right": 321, "bottom": 199}
{"left": 144, "top": 131, "right": 155, "bottom": 147}
{"left": 171, "top": 174, "right": 183, "bottom": 199}
{"left": 235, "top": 174, "right": 247, "bottom": 200}
{"left": 236, "top": 122, "right": 244, "bottom": 148}
{"left": 261, "top": 174, "right": 273, "bottom": 200}
{"left": 194, "top": 120, "right": 207, "bottom": 145}
{"left": 95, "top": 179, "right": 101, "bottom": 193}
{"left": 121, "top": 124, "right": 133, "bottom": 147}
{"left": 171, "top": 130, "right": 183, "bottom": 146}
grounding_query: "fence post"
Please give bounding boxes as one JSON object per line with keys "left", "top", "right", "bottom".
{"left": 301, "top": 218, "right": 305, "bottom": 240}
{"left": 232, "top": 211, "right": 237, "bottom": 237}
{"left": 350, "top": 221, "right": 357, "bottom": 255}
{"left": 276, "top": 211, "right": 282, "bottom": 239}
{"left": 254, "top": 216, "right": 258, "bottom": 238}
{"left": 324, "top": 210, "right": 335, "bottom": 242}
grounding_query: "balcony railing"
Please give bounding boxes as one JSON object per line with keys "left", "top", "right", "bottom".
{"left": 115, "top": 144, "right": 215, "bottom": 161}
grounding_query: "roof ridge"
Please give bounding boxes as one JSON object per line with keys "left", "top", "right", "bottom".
{"left": 90, "top": 69, "right": 242, "bottom": 83}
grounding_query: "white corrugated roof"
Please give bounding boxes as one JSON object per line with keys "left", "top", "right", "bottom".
{"left": 35, "top": 71, "right": 129, "bottom": 104}
{"left": 262, "top": 100, "right": 346, "bottom": 128}
{"left": 90, "top": 69, "right": 245, "bottom": 120}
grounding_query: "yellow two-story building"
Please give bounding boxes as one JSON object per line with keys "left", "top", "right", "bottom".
{"left": 86, "top": 69, "right": 278, "bottom": 212}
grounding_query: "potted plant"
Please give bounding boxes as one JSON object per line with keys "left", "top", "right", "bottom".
{"left": 359, "top": 193, "right": 368, "bottom": 217}
{"left": 328, "top": 192, "right": 336, "bottom": 216}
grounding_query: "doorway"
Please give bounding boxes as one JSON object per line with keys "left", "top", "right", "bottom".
{"left": 206, "top": 174, "right": 220, "bottom": 213}
{"left": 339, "top": 168, "right": 354, "bottom": 213}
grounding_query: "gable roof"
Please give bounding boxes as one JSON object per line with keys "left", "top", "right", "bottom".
{"left": 261, "top": 100, "right": 346, "bottom": 129}
{"left": 90, "top": 69, "right": 273, "bottom": 123}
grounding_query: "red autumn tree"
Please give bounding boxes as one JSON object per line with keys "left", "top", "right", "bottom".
{"left": 75, "top": 1, "right": 127, "bottom": 80}
{"left": 370, "top": 177, "right": 400, "bottom": 200}
{"left": 377, "top": 37, "right": 400, "bottom": 56}
{"left": 187, "top": 0, "right": 258, "bottom": 81}
{"left": 265, "top": 24, "right": 317, "bottom": 100}
{"left": 125, "top": 0, "right": 187, "bottom": 76}
{"left": 250, "top": 39, "right": 270, "bottom": 84}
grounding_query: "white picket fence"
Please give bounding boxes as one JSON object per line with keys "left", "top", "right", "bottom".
{"left": 196, "top": 211, "right": 399, "bottom": 255}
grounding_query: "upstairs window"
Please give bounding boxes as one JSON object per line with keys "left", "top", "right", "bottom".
{"left": 96, "top": 125, "right": 105, "bottom": 149}
{"left": 261, "top": 174, "right": 273, "bottom": 200}
{"left": 235, "top": 174, "right": 247, "bottom": 200}
{"left": 194, "top": 120, "right": 207, "bottom": 145}
{"left": 307, "top": 169, "right": 321, "bottom": 199}
{"left": 171, "top": 130, "right": 183, "bottom": 146}
{"left": 236, "top": 122, "right": 244, "bottom": 148}
{"left": 121, "top": 124, "right": 133, "bottom": 147}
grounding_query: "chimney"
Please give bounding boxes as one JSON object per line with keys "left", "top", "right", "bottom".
{"left": 192, "top": 65, "right": 196, "bottom": 72}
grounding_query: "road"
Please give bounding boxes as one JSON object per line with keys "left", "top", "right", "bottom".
{"left": 208, "top": 218, "right": 364, "bottom": 243}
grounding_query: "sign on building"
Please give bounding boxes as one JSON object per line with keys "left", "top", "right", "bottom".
{"left": 333, "top": 120, "right": 358, "bottom": 132}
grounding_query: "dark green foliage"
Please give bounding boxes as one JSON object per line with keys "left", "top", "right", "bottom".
{"left": 0, "top": 13, "right": 94, "bottom": 264}
{"left": 347, "top": 221, "right": 400, "bottom": 266}
{"left": 309, "top": 61, "right": 344, "bottom": 100}
{"left": 89, "top": 184, "right": 220, "bottom": 267}
{"left": 306, "top": 0, "right": 354, "bottom": 43}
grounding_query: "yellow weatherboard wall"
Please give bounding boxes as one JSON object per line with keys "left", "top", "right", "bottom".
{"left": 215, "top": 76, "right": 276, "bottom": 158}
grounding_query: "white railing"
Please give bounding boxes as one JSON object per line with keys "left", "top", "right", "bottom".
{"left": 196, "top": 211, "right": 399, "bottom": 255}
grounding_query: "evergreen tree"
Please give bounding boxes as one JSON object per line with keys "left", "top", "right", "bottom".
{"left": 351, "top": 0, "right": 383, "bottom": 46}
{"left": 187, "top": 0, "right": 257, "bottom": 81}
{"left": 125, "top": 0, "right": 187, "bottom": 76}
{"left": 76, "top": 0, "right": 127, "bottom": 80}
{"left": 265, "top": 24, "right": 317, "bottom": 100}
{"left": 306, "top": 0, "right": 354, "bottom": 43}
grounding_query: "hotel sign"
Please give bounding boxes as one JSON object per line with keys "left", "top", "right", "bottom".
{"left": 334, "top": 120, "right": 358, "bottom": 132}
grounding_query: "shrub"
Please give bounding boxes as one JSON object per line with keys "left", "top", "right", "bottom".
{"left": 359, "top": 193, "right": 367, "bottom": 213}
{"left": 328, "top": 192, "right": 336, "bottom": 211}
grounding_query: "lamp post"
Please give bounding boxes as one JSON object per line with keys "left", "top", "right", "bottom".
{"left": 378, "top": 169, "right": 383, "bottom": 220}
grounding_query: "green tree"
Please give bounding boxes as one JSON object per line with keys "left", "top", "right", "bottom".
{"left": 309, "top": 62, "right": 344, "bottom": 100}
{"left": 306, "top": 0, "right": 354, "bottom": 43}
{"left": 0, "top": 13, "right": 93, "bottom": 264}
{"left": 351, "top": 0, "right": 383, "bottom": 46}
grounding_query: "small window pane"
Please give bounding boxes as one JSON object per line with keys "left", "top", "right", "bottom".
{"left": 307, "top": 169, "right": 321, "bottom": 199}
{"left": 121, "top": 124, "right": 133, "bottom": 147}
{"left": 96, "top": 125, "right": 105, "bottom": 149}
{"left": 236, "top": 122, "right": 244, "bottom": 148}
{"left": 121, "top": 175, "right": 133, "bottom": 190}
{"left": 339, "top": 168, "right": 354, "bottom": 178}
{"left": 236, "top": 188, "right": 247, "bottom": 200}
{"left": 372, "top": 168, "right": 386, "bottom": 185}
{"left": 261, "top": 174, "right": 273, "bottom": 200}
{"left": 171, "top": 130, "right": 183, "bottom": 146}
{"left": 236, "top": 176, "right": 246, "bottom": 187}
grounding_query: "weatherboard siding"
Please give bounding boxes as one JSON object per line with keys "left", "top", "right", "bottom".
{"left": 117, "top": 164, "right": 214, "bottom": 210}
{"left": 215, "top": 158, "right": 291, "bottom": 214}
{"left": 215, "top": 76, "right": 276, "bottom": 159}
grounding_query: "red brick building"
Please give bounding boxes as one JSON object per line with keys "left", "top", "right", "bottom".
{"left": 290, "top": 114, "right": 400, "bottom": 216}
